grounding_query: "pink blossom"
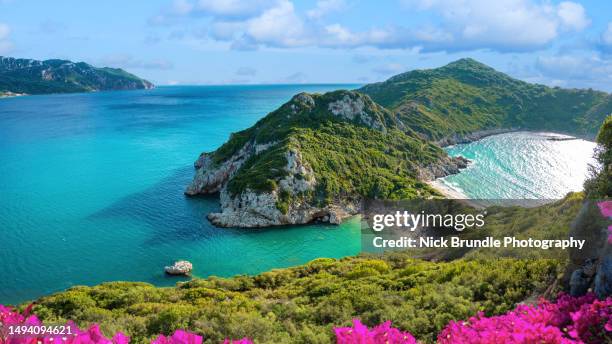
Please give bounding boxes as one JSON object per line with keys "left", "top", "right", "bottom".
{"left": 151, "top": 330, "right": 202, "bottom": 344}
{"left": 597, "top": 201, "right": 612, "bottom": 218}
{"left": 334, "top": 319, "right": 417, "bottom": 344}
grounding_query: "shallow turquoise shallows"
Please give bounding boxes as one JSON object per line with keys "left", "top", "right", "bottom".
{"left": 0, "top": 85, "right": 362, "bottom": 305}
{"left": 441, "top": 132, "right": 596, "bottom": 199}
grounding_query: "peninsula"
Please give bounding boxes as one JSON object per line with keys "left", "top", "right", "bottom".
{"left": 0, "top": 56, "right": 153, "bottom": 95}
{"left": 186, "top": 58, "right": 611, "bottom": 228}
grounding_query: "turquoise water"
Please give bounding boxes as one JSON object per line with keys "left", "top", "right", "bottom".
{"left": 0, "top": 85, "right": 362, "bottom": 305}
{"left": 441, "top": 132, "right": 597, "bottom": 199}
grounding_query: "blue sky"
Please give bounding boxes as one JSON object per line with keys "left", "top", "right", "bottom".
{"left": 1, "top": 0, "right": 611, "bottom": 90}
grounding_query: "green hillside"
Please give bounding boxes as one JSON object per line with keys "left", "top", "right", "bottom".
{"left": 27, "top": 256, "right": 560, "bottom": 344}
{"left": 218, "top": 90, "right": 445, "bottom": 201}
{"left": 0, "top": 56, "right": 153, "bottom": 95}
{"left": 359, "top": 58, "right": 611, "bottom": 141}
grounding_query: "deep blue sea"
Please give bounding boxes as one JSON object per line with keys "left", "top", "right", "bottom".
{"left": 0, "top": 85, "right": 362, "bottom": 304}
{"left": 0, "top": 86, "right": 598, "bottom": 305}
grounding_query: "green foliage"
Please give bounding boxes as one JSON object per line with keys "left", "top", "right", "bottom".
{"left": 584, "top": 115, "right": 612, "bottom": 198}
{"left": 217, "top": 90, "right": 445, "bottom": 203}
{"left": 29, "top": 256, "right": 561, "bottom": 343}
{"left": 0, "top": 56, "right": 152, "bottom": 95}
{"left": 360, "top": 58, "right": 611, "bottom": 140}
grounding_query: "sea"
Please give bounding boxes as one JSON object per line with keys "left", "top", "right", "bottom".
{"left": 0, "top": 85, "right": 598, "bottom": 304}
{"left": 441, "top": 132, "right": 597, "bottom": 199}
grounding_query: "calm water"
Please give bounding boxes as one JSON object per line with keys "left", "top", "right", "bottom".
{"left": 0, "top": 87, "right": 598, "bottom": 305}
{"left": 0, "top": 85, "right": 362, "bottom": 304}
{"left": 441, "top": 132, "right": 597, "bottom": 199}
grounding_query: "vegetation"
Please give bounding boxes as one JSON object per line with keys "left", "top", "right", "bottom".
{"left": 0, "top": 56, "right": 153, "bottom": 95}
{"left": 25, "top": 256, "right": 560, "bottom": 344}
{"left": 360, "top": 58, "right": 611, "bottom": 140}
{"left": 463, "top": 193, "right": 586, "bottom": 260}
{"left": 584, "top": 115, "right": 612, "bottom": 198}
{"left": 218, "top": 90, "right": 445, "bottom": 203}
{"left": 204, "top": 59, "right": 611, "bottom": 214}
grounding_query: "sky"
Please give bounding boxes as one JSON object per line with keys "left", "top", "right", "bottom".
{"left": 0, "top": 0, "right": 611, "bottom": 90}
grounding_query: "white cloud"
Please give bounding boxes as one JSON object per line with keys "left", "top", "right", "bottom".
{"left": 0, "top": 23, "right": 13, "bottom": 54}
{"left": 535, "top": 54, "right": 612, "bottom": 90}
{"left": 154, "top": 0, "right": 591, "bottom": 53}
{"left": 602, "top": 22, "right": 612, "bottom": 46}
{"left": 397, "top": 0, "right": 590, "bottom": 52}
{"left": 235, "top": 66, "right": 256, "bottom": 76}
{"left": 279, "top": 71, "right": 308, "bottom": 83}
{"left": 372, "top": 63, "right": 405, "bottom": 75}
{"left": 98, "top": 55, "right": 174, "bottom": 70}
{"left": 0, "top": 23, "right": 9, "bottom": 40}
{"left": 243, "top": 0, "right": 306, "bottom": 47}
{"left": 195, "top": 0, "right": 277, "bottom": 18}
{"left": 307, "top": 0, "right": 346, "bottom": 19}
{"left": 557, "top": 1, "right": 590, "bottom": 31}
{"left": 150, "top": 0, "right": 278, "bottom": 24}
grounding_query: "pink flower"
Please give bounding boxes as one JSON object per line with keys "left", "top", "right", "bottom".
{"left": 597, "top": 201, "right": 612, "bottom": 218}
{"left": 334, "top": 319, "right": 417, "bottom": 344}
{"left": 151, "top": 330, "right": 202, "bottom": 344}
{"left": 438, "top": 293, "right": 612, "bottom": 344}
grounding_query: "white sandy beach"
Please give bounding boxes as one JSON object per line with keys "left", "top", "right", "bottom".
{"left": 427, "top": 180, "right": 486, "bottom": 209}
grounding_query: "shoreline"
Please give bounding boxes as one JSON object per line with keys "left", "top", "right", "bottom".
{"left": 436, "top": 128, "right": 595, "bottom": 148}
{"left": 427, "top": 180, "right": 486, "bottom": 209}
{"left": 0, "top": 91, "right": 28, "bottom": 99}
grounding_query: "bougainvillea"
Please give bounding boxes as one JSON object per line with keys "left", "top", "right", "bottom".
{"left": 2, "top": 293, "right": 610, "bottom": 344}
{"left": 598, "top": 201, "right": 612, "bottom": 218}
{"left": 0, "top": 305, "right": 252, "bottom": 344}
{"left": 438, "top": 293, "right": 612, "bottom": 344}
{"left": 334, "top": 319, "right": 417, "bottom": 344}
{"left": 597, "top": 200, "right": 612, "bottom": 244}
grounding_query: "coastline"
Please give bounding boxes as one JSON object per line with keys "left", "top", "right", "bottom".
{"left": 0, "top": 91, "right": 27, "bottom": 99}
{"left": 427, "top": 179, "right": 487, "bottom": 209}
{"left": 428, "top": 179, "right": 468, "bottom": 199}
{"left": 435, "top": 128, "right": 595, "bottom": 148}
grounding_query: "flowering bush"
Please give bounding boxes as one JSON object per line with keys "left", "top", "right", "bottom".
{"left": 438, "top": 293, "right": 612, "bottom": 344}
{"left": 597, "top": 201, "right": 612, "bottom": 218}
{"left": 597, "top": 200, "right": 612, "bottom": 244}
{"left": 334, "top": 319, "right": 417, "bottom": 344}
{"left": 2, "top": 293, "right": 610, "bottom": 344}
{"left": 0, "top": 305, "right": 252, "bottom": 344}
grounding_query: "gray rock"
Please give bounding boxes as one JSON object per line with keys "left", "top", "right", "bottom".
{"left": 595, "top": 255, "right": 612, "bottom": 299}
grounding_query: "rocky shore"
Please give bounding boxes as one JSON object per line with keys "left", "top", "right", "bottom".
{"left": 185, "top": 91, "right": 471, "bottom": 228}
{"left": 435, "top": 128, "right": 519, "bottom": 147}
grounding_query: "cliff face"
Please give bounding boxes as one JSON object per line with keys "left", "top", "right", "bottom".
{"left": 186, "top": 91, "right": 467, "bottom": 228}
{"left": 0, "top": 56, "right": 153, "bottom": 95}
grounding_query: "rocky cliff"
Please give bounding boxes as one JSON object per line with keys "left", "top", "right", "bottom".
{"left": 186, "top": 90, "right": 467, "bottom": 228}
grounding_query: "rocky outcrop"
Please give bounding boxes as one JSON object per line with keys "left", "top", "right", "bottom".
{"left": 185, "top": 90, "right": 471, "bottom": 228}
{"left": 565, "top": 200, "right": 612, "bottom": 299}
{"left": 328, "top": 94, "right": 387, "bottom": 131}
{"left": 165, "top": 260, "right": 193, "bottom": 276}
{"left": 202, "top": 148, "right": 358, "bottom": 228}
{"left": 418, "top": 156, "right": 470, "bottom": 180}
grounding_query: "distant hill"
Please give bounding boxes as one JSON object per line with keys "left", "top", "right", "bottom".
{"left": 0, "top": 56, "right": 153, "bottom": 95}
{"left": 359, "top": 58, "right": 611, "bottom": 142}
